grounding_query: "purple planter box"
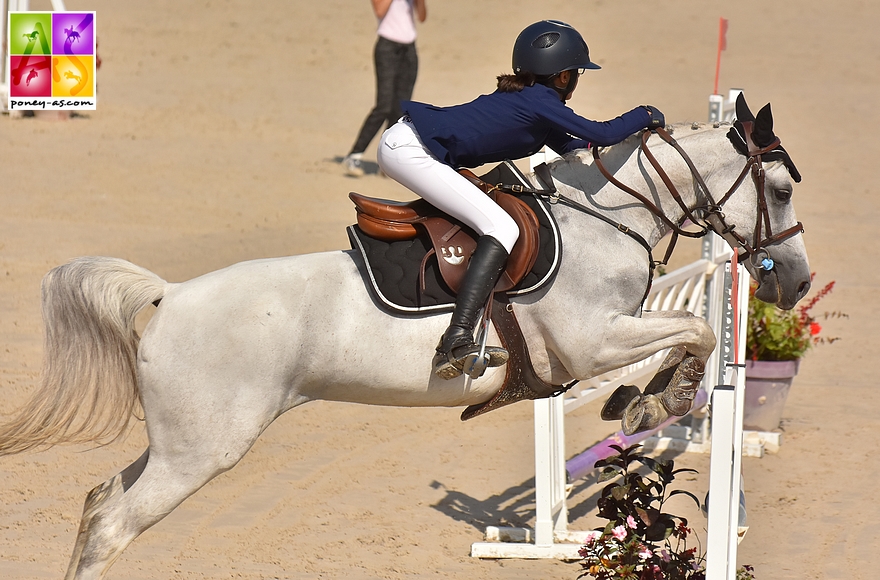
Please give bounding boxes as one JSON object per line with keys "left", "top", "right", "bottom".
{"left": 743, "top": 359, "right": 800, "bottom": 431}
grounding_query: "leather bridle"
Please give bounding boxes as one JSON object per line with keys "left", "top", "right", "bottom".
{"left": 591, "top": 125, "right": 804, "bottom": 267}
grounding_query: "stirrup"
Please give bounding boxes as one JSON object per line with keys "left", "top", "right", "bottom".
{"left": 433, "top": 345, "right": 509, "bottom": 380}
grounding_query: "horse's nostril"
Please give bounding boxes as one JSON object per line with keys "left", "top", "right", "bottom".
{"left": 797, "top": 280, "right": 811, "bottom": 301}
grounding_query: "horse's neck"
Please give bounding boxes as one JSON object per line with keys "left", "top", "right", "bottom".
{"left": 541, "top": 128, "right": 724, "bottom": 249}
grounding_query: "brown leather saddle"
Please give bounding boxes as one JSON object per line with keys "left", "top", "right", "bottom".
{"left": 348, "top": 164, "right": 570, "bottom": 420}
{"left": 349, "top": 170, "right": 540, "bottom": 293}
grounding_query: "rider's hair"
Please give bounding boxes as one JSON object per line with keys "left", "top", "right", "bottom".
{"left": 496, "top": 71, "right": 539, "bottom": 92}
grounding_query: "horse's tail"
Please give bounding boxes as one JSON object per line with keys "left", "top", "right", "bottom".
{"left": 0, "top": 257, "right": 169, "bottom": 456}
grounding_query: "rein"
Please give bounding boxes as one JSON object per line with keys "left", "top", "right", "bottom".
{"left": 591, "top": 125, "right": 804, "bottom": 264}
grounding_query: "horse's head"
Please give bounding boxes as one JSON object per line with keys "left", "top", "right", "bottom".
{"left": 704, "top": 93, "right": 810, "bottom": 309}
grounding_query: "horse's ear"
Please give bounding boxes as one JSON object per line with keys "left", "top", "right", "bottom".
{"left": 735, "top": 92, "right": 755, "bottom": 122}
{"left": 753, "top": 103, "right": 776, "bottom": 147}
{"left": 755, "top": 103, "right": 774, "bottom": 132}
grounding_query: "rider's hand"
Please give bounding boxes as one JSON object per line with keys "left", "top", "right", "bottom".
{"left": 642, "top": 105, "right": 665, "bottom": 129}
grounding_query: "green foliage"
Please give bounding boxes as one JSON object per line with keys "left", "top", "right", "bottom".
{"left": 577, "top": 445, "right": 757, "bottom": 580}
{"left": 746, "top": 275, "right": 845, "bottom": 361}
{"left": 578, "top": 444, "right": 704, "bottom": 580}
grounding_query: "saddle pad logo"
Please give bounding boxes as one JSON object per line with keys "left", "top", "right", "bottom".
{"left": 5, "top": 11, "right": 96, "bottom": 110}
{"left": 441, "top": 246, "right": 466, "bottom": 265}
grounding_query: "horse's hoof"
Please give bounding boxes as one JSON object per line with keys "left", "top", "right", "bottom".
{"left": 601, "top": 384, "right": 642, "bottom": 421}
{"left": 659, "top": 355, "right": 705, "bottom": 416}
{"left": 621, "top": 394, "right": 670, "bottom": 436}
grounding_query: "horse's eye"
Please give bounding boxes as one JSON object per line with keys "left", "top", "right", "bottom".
{"left": 774, "top": 188, "right": 792, "bottom": 202}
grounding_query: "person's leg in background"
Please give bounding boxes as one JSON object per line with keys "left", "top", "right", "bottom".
{"left": 345, "top": 37, "right": 403, "bottom": 177}
{"left": 387, "top": 41, "right": 418, "bottom": 128}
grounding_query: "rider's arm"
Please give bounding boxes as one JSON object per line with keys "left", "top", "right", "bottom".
{"left": 543, "top": 104, "right": 652, "bottom": 153}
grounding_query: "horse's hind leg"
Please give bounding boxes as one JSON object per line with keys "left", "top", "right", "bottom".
{"left": 65, "top": 450, "right": 150, "bottom": 579}
{"left": 64, "top": 439, "right": 253, "bottom": 580}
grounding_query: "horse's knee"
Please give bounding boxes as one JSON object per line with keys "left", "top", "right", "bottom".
{"left": 692, "top": 318, "right": 717, "bottom": 358}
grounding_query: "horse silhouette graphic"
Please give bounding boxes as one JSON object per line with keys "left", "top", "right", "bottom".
{"left": 63, "top": 70, "right": 82, "bottom": 84}
{"left": 25, "top": 68, "right": 38, "bottom": 86}
{"left": 64, "top": 26, "right": 81, "bottom": 43}
{"left": 22, "top": 30, "right": 39, "bottom": 42}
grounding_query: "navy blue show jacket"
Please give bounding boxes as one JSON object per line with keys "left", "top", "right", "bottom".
{"left": 402, "top": 84, "right": 652, "bottom": 169}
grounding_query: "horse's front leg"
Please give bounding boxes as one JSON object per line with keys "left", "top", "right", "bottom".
{"left": 598, "top": 310, "right": 716, "bottom": 435}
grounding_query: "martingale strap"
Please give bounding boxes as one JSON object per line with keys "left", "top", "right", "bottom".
{"left": 527, "top": 163, "right": 655, "bottom": 260}
{"left": 528, "top": 162, "right": 658, "bottom": 306}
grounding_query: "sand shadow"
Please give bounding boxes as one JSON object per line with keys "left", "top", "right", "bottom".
{"left": 428, "top": 447, "right": 692, "bottom": 532}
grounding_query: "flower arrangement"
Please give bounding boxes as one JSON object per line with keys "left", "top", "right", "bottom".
{"left": 578, "top": 445, "right": 756, "bottom": 580}
{"left": 578, "top": 444, "right": 706, "bottom": 580}
{"left": 746, "top": 274, "right": 845, "bottom": 361}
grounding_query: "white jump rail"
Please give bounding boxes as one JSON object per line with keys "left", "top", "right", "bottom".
{"left": 705, "top": 258, "right": 750, "bottom": 579}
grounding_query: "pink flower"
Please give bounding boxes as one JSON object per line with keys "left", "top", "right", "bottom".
{"left": 626, "top": 515, "right": 638, "bottom": 529}
{"left": 611, "top": 525, "right": 628, "bottom": 541}
{"left": 584, "top": 530, "right": 602, "bottom": 545}
{"left": 638, "top": 545, "right": 653, "bottom": 559}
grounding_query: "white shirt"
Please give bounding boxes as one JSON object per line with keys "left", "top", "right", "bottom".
{"left": 376, "top": 0, "right": 417, "bottom": 44}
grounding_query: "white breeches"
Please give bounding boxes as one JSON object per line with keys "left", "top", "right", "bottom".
{"left": 376, "top": 119, "right": 520, "bottom": 253}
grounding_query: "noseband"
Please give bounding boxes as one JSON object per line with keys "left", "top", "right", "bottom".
{"left": 591, "top": 125, "right": 804, "bottom": 266}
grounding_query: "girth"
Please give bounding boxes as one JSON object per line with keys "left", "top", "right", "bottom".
{"left": 460, "top": 293, "right": 569, "bottom": 420}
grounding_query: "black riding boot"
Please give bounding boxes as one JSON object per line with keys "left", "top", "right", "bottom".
{"left": 433, "top": 235, "right": 510, "bottom": 380}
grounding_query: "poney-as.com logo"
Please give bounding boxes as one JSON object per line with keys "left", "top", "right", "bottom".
{"left": 7, "top": 11, "right": 96, "bottom": 111}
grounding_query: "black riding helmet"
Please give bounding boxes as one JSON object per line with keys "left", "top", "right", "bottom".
{"left": 512, "top": 20, "right": 600, "bottom": 77}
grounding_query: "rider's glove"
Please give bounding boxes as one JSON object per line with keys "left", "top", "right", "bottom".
{"left": 642, "top": 105, "right": 665, "bottom": 129}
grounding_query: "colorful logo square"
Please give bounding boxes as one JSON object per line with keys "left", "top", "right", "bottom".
{"left": 52, "top": 55, "right": 94, "bottom": 97}
{"left": 8, "top": 13, "right": 52, "bottom": 55}
{"left": 51, "top": 13, "right": 95, "bottom": 56}
{"left": 9, "top": 55, "right": 52, "bottom": 96}
{"left": 6, "top": 11, "right": 97, "bottom": 110}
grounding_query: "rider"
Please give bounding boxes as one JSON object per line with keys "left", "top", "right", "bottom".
{"left": 377, "top": 20, "right": 665, "bottom": 380}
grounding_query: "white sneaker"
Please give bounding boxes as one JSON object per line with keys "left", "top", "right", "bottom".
{"left": 343, "top": 154, "right": 364, "bottom": 177}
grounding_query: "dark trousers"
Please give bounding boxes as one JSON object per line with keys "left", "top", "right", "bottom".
{"left": 350, "top": 36, "right": 418, "bottom": 155}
